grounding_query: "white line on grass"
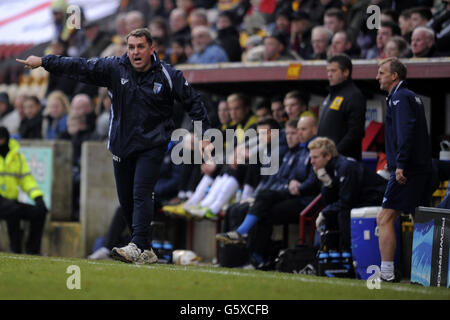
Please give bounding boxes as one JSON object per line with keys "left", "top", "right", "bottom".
{"left": 0, "top": 254, "right": 445, "bottom": 297}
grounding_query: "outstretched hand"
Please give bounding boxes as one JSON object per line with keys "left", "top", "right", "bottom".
{"left": 16, "top": 55, "right": 42, "bottom": 69}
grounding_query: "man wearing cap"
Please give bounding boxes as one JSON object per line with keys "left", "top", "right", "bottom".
{"left": 290, "top": 10, "right": 313, "bottom": 59}
{"left": 0, "top": 126, "right": 48, "bottom": 254}
{"left": 263, "top": 31, "right": 300, "bottom": 61}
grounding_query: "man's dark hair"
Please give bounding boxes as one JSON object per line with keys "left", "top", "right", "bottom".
{"left": 286, "top": 119, "right": 298, "bottom": 129}
{"left": 270, "top": 94, "right": 283, "bottom": 104}
{"left": 324, "top": 8, "right": 345, "bottom": 22}
{"left": 379, "top": 57, "right": 407, "bottom": 81}
{"left": 327, "top": 53, "right": 353, "bottom": 78}
{"left": 284, "top": 90, "right": 310, "bottom": 107}
{"left": 381, "top": 9, "right": 399, "bottom": 24}
{"left": 257, "top": 118, "right": 282, "bottom": 130}
{"left": 381, "top": 20, "right": 401, "bottom": 37}
{"left": 256, "top": 98, "right": 271, "bottom": 111}
{"left": 409, "top": 6, "right": 433, "bottom": 21}
{"left": 0, "top": 126, "right": 10, "bottom": 140}
{"left": 25, "top": 95, "right": 41, "bottom": 106}
{"left": 126, "top": 28, "right": 153, "bottom": 45}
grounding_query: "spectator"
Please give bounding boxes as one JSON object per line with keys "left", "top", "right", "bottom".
{"left": 342, "top": 0, "right": 370, "bottom": 43}
{"left": 262, "top": 31, "right": 300, "bottom": 61}
{"left": 146, "top": 0, "right": 170, "bottom": 20}
{"left": 170, "top": 8, "right": 191, "bottom": 43}
{"left": 290, "top": 10, "right": 313, "bottom": 59}
{"left": 310, "top": 0, "right": 341, "bottom": 27}
{"left": 125, "top": 10, "right": 146, "bottom": 34}
{"left": 409, "top": 6, "right": 433, "bottom": 30}
{"left": 0, "top": 126, "right": 48, "bottom": 254}
{"left": 19, "top": 96, "right": 43, "bottom": 139}
{"left": 0, "top": 92, "right": 13, "bottom": 129}
{"left": 169, "top": 37, "right": 189, "bottom": 65}
{"left": 329, "top": 30, "right": 361, "bottom": 58}
{"left": 270, "top": 95, "right": 286, "bottom": 126}
{"left": 70, "top": 94, "right": 97, "bottom": 133}
{"left": 241, "top": 35, "right": 263, "bottom": 61}
{"left": 45, "top": 39, "right": 78, "bottom": 98}
{"left": 1, "top": 93, "right": 26, "bottom": 137}
{"left": 323, "top": 8, "right": 346, "bottom": 35}
{"left": 427, "top": 0, "right": 450, "bottom": 54}
{"left": 188, "top": 26, "right": 229, "bottom": 64}
{"left": 384, "top": 36, "right": 409, "bottom": 58}
{"left": 177, "top": 0, "right": 195, "bottom": 15}
{"left": 149, "top": 16, "right": 170, "bottom": 41}
{"left": 398, "top": 9, "right": 414, "bottom": 43}
{"left": 189, "top": 8, "right": 209, "bottom": 29}
{"left": 95, "top": 87, "right": 112, "bottom": 140}
{"left": 216, "top": 10, "right": 243, "bottom": 62}
{"left": 366, "top": 21, "right": 401, "bottom": 59}
{"left": 42, "top": 90, "right": 70, "bottom": 140}
{"left": 114, "top": 12, "right": 129, "bottom": 38}
{"left": 317, "top": 54, "right": 366, "bottom": 161}
{"left": 308, "top": 26, "right": 333, "bottom": 60}
{"left": 381, "top": 9, "right": 399, "bottom": 24}
{"left": 266, "top": 8, "right": 292, "bottom": 47}
{"left": 80, "top": 21, "right": 112, "bottom": 59}
{"left": 153, "top": 37, "right": 170, "bottom": 62}
{"left": 409, "top": 26, "right": 443, "bottom": 57}
{"left": 310, "top": 137, "right": 387, "bottom": 254}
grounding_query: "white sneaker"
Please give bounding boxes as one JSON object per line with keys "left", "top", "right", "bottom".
{"left": 111, "top": 243, "right": 142, "bottom": 263}
{"left": 135, "top": 248, "right": 158, "bottom": 265}
{"left": 88, "top": 247, "right": 111, "bottom": 260}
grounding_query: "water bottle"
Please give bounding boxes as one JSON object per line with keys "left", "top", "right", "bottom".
{"left": 317, "top": 250, "right": 329, "bottom": 276}
{"left": 162, "top": 241, "right": 174, "bottom": 263}
{"left": 152, "top": 240, "right": 163, "bottom": 258}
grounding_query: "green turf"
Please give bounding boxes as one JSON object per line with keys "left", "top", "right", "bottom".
{"left": 0, "top": 252, "right": 449, "bottom": 300}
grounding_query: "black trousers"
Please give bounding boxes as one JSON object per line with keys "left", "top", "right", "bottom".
{"left": 0, "top": 197, "right": 47, "bottom": 254}
{"left": 112, "top": 146, "right": 165, "bottom": 250}
{"left": 248, "top": 190, "right": 314, "bottom": 258}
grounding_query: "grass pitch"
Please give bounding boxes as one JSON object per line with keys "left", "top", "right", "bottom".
{"left": 0, "top": 252, "right": 449, "bottom": 300}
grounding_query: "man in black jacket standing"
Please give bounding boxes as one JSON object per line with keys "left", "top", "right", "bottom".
{"left": 17, "top": 28, "right": 211, "bottom": 264}
{"left": 317, "top": 54, "right": 366, "bottom": 161}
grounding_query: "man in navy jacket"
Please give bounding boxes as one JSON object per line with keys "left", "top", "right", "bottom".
{"left": 17, "top": 28, "right": 211, "bottom": 264}
{"left": 375, "top": 57, "right": 431, "bottom": 282}
{"left": 309, "top": 137, "right": 387, "bottom": 254}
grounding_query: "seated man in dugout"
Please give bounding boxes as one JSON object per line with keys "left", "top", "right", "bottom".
{"left": 309, "top": 137, "right": 387, "bottom": 254}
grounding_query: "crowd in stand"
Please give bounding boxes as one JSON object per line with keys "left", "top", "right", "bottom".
{"left": 1, "top": 0, "right": 450, "bottom": 265}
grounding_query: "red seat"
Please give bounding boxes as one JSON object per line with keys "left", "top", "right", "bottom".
{"left": 298, "top": 194, "right": 325, "bottom": 245}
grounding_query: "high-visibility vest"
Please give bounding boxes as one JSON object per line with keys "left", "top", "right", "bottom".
{"left": 0, "top": 139, "right": 44, "bottom": 201}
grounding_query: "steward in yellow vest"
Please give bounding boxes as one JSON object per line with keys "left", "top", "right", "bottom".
{"left": 0, "top": 127, "right": 48, "bottom": 254}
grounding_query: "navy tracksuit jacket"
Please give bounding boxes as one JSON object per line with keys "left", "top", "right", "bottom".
{"left": 42, "top": 53, "right": 211, "bottom": 249}
{"left": 385, "top": 81, "right": 431, "bottom": 173}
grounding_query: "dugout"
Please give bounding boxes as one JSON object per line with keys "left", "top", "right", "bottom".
{"left": 178, "top": 58, "right": 450, "bottom": 157}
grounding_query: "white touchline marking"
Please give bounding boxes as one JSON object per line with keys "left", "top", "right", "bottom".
{"left": 0, "top": 254, "right": 444, "bottom": 296}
